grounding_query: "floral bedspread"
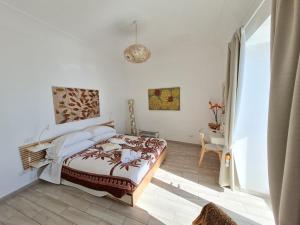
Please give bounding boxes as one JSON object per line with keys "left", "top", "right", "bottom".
{"left": 61, "top": 135, "right": 167, "bottom": 198}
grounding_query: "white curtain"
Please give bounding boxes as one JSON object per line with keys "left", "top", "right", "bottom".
{"left": 268, "top": 0, "right": 300, "bottom": 224}
{"left": 219, "top": 29, "right": 242, "bottom": 188}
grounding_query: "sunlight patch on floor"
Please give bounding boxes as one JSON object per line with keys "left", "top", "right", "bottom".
{"left": 139, "top": 168, "right": 276, "bottom": 225}
{"left": 136, "top": 183, "right": 201, "bottom": 225}
{"left": 155, "top": 168, "right": 220, "bottom": 197}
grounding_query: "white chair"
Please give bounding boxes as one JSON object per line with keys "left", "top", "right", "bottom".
{"left": 198, "top": 132, "right": 223, "bottom": 167}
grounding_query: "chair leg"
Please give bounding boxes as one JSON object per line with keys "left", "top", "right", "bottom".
{"left": 198, "top": 147, "right": 206, "bottom": 167}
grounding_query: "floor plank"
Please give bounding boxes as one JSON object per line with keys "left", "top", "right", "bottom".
{"left": 6, "top": 196, "right": 42, "bottom": 219}
{"left": 33, "top": 209, "right": 74, "bottom": 225}
{"left": 60, "top": 207, "right": 100, "bottom": 225}
{"left": 1, "top": 141, "right": 274, "bottom": 225}
{"left": 86, "top": 203, "right": 125, "bottom": 225}
{"left": 0, "top": 203, "right": 40, "bottom": 225}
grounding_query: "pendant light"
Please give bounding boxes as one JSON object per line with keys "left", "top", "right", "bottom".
{"left": 124, "top": 20, "right": 151, "bottom": 63}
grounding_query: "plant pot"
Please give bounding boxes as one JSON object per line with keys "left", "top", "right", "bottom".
{"left": 208, "top": 123, "right": 220, "bottom": 130}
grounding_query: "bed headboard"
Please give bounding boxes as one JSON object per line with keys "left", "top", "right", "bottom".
{"left": 19, "top": 120, "right": 115, "bottom": 170}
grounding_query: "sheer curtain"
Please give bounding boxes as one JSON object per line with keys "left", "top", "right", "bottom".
{"left": 219, "top": 29, "right": 242, "bottom": 188}
{"left": 268, "top": 0, "right": 300, "bottom": 224}
{"left": 220, "top": 0, "right": 271, "bottom": 191}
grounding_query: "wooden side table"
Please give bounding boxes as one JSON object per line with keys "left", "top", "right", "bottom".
{"left": 139, "top": 130, "right": 159, "bottom": 138}
{"left": 198, "top": 131, "right": 225, "bottom": 166}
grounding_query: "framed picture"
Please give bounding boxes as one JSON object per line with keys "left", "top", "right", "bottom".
{"left": 52, "top": 86, "right": 100, "bottom": 124}
{"left": 148, "top": 87, "right": 180, "bottom": 110}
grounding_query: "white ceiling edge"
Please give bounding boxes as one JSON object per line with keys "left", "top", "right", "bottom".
{"left": 247, "top": 16, "right": 271, "bottom": 45}
{"left": 0, "top": 0, "right": 263, "bottom": 61}
{"left": 244, "top": 0, "right": 271, "bottom": 41}
{"left": 0, "top": 0, "right": 85, "bottom": 43}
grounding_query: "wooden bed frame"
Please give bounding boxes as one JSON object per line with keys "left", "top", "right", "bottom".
{"left": 19, "top": 120, "right": 167, "bottom": 207}
{"left": 108, "top": 148, "right": 167, "bottom": 206}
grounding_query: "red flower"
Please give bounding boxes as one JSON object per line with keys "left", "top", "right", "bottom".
{"left": 154, "top": 89, "right": 161, "bottom": 96}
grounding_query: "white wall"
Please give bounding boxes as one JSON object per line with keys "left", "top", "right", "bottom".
{"left": 0, "top": 4, "right": 128, "bottom": 198}
{"left": 233, "top": 41, "right": 270, "bottom": 194}
{"left": 124, "top": 40, "right": 226, "bottom": 144}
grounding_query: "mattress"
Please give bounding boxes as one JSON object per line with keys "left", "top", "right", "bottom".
{"left": 61, "top": 135, "right": 167, "bottom": 198}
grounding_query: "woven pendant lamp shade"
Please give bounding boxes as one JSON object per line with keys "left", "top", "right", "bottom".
{"left": 124, "top": 44, "right": 151, "bottom": 63}
{"left": 124, "top": 20, "right": 151, "bottom": 63}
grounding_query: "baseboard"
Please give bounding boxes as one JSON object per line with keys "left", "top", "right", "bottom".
{"left": 0, "top": 179, "right": 40, "bottom": 202}
{"left": 166, "top": 139, "right": 200, "bottom": 147}
{"left": 239, "top": 187, "right": 270, "bottom": 200}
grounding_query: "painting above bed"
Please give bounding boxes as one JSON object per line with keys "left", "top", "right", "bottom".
{"left": 52, "top": 86, "right": 100, "bottom": 124}
{"left": 148, "top": 87, "right": 180, "bottom": 110}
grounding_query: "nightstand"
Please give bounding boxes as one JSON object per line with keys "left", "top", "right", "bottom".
{"left": 139, "top": 130, "right": 159, "bottom": 138}
{"left": 26, "top": 142, "right": 54, "bottom": 169}
{"left": 26, "top": 143, "right": 54, "bottom": 153}
{"left": 29, "top": 158, "right": 52, "bottom": 168}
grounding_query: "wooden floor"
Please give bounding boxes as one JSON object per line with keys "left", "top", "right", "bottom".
{"left": 0, "top": 141, "right": 274, "bottom": 225}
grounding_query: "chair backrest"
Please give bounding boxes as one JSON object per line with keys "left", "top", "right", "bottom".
{"left": 199, "top": 132, "right": 205, "bottom": 147}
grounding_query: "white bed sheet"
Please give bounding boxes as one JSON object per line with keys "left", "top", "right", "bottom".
{"left": 39, "top": 140, "right": 95, "bottom": 184}
{"left": 39, "top": 134, "right": 167, "bottom": 196}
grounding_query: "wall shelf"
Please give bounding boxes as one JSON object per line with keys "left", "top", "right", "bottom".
{"left": 26, "top": 143, "right": 54, "bottom": 153}
{"left": 30, "top": 159, "right": 52, "bottom": 168}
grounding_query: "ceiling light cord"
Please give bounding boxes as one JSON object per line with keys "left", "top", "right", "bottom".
{"left": 134, "top": 20, "right": 138, "bottom": 44}
{"left": 124, "top": 20, "right": 151, "bottom": 63}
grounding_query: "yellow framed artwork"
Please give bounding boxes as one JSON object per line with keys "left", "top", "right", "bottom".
{"left": 148, "top": 87, "right": 180, "bottom": 110}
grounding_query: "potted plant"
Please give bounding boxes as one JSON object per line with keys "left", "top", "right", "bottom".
{"left": 208, "top": 101, "right": 224, "bottom": 131}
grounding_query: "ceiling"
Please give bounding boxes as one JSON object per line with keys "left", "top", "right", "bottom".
{"left": 1, "top": 0, "right": 262, "bottom": 58}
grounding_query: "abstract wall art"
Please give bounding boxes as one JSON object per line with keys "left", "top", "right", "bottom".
{"left": 148, "top": 87, "right": 180, "bottom": 110}
{"left": 52, "top": 86, "right": 100, "bottom": 124}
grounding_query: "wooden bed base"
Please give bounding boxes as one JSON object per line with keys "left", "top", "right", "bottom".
{"left": 108, "top": 148, "right": 167, "bottom": 206}
{"left": 19, "top": 120, "right": 167, "bottom": 207}
{"left": 62, "top": 148, "right": 167, "bottom": 207}
{"left": 62, "top": 149, "right": 167, "bottom": 207}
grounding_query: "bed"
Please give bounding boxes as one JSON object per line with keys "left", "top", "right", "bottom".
{"left": 37, "top": 121, "right": 167, "bottom": 206}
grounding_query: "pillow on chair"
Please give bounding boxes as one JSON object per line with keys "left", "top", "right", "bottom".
{"left": 192, "top": 203, "right": 237, "bottom": 225}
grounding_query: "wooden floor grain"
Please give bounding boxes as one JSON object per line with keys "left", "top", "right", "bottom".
{"left": 0, "top": 141, "right": 274, "bottom": 225}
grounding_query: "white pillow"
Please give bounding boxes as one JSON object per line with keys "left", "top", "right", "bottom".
{"left": 59, "top": 130, "right": 92, "bottom": 146}
{"left": 100, "top": 143, "right": 121, "bottom": 152}
{"left": 91, "top": 132, "right": 116, "bottom": 143}
{"left": 109, "top": 138, "right": 127, "bottom": 145}
{"left": 85, "top": 125, "right": 116, "bottom": 137}
{"left": 47, "top": 140, "right": 95, "bottom": 160}
{"left": 47, "top": 131, "right": 92, "bottom": 158}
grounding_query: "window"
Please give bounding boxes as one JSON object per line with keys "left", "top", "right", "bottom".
{"left": 233, "top": 17, "right": 271, "bottom": 194}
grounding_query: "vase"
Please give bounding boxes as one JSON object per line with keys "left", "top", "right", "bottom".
{"left": 128, "top": 99, "right": 138, "bottom": 136}
{"left": 208, "top": 123, "right": 220, "bottom": 131}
